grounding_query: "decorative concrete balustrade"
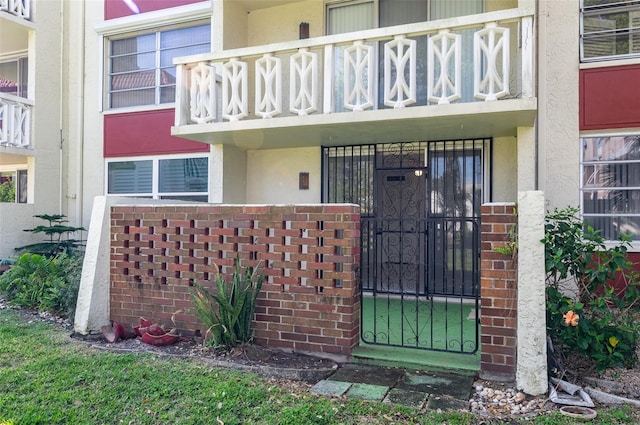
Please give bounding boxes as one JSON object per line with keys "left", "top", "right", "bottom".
{"left": 174, "top": 8, "right": 534, "bottom": 127}
{"left": 0, "top": 0, "right": 30, "bottom": 20}
{"left": 0, "top": 93, "right": 32, "bottom": 149}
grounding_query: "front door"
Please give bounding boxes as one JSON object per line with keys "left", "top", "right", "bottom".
{"left": 323, "top": 139, "right": 489, "bottom": 353}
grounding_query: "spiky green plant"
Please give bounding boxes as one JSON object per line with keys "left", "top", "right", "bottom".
{"left": 190, "top": 257, "right": 264, "bottom": 349}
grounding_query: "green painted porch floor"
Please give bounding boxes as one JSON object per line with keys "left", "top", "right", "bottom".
{"left": 361, "top": 296, "right": 478, "bottom": 352}
{"left": 357, "top": 295, "right": 481, "bottom": 373}
{"left": 310, "top": 364, "right": 473, "bottom": 410}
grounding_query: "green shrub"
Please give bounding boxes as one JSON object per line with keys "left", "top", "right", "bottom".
{"left": 191, "top": 257, "right": 264, "bottom": 349}
{"left": 544, "top": 207, "right": 640, "bottom": 371}
{"left": 15, "top": 214, "right": 85, "bottom": 257}
{"left": 0, "top": 252, "right": 83, "bottom": 318}
{"left": 0, "top": 180, "right": 15, "bottom": 203}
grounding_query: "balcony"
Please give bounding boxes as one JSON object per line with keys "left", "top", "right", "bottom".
{"left": 0, "top": 0, "right": 30, "bottom": 20}
{"left": 0, "top": 93, "right": 32, "bottom": 149}
{"left": 173, "top": 7, "right": 536, "bottom": 149}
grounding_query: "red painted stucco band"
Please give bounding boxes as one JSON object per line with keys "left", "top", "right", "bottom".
{"left": 104, "top": 109, "right": 209, "bottom": 157}
{"left": 580, "top": 64, "right": 640, "bottom": 131}
{"left": 104, "top": 0, "right": 203, "bottom": 20}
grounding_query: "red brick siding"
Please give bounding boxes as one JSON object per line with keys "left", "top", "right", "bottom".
{"left": 480, "top": 204, "right": 517, "bottom": 379}
{"left": 110, "top": 204, "right": 360, "bottom": 357}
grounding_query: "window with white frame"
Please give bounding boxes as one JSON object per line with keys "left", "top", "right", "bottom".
{"left": 581, "top": 0, "right": 640, "bottom": 61}
{"left": 0, "top": 57, "right": 28, "bottom": 98}
{"left": 107, "top": 155, "right": 209, "bottom": 201}
{"left": 0, "top": 169, "right": 27, "bottom": 203}
{"left": 108, "top": 23, "right": 210, "bottom": 109}
{"left": 581, "top": 135, "right": 640, "bottom": 241}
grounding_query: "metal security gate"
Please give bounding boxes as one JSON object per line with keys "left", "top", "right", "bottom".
{"left": 323, "top": 140, "right": 490, "bottom": 354}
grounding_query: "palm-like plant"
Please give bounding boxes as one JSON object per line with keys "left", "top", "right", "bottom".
{"left": 191, "top": 257, "right": 264, "bottom": 349}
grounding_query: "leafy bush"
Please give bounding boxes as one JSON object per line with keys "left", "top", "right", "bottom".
{"left": 15, "top": 214, "right": 85, "bottom": 257}
{"left": 191, "top": 258, "right": 264, "bottom": 349}
{"left": 544, "top": 207, "right": 640, "bottom": 371}
{"left": 0, "top": 252, "right": 83, "bottom": 318}
{"left": 0, "top": 180, "right": 15, "bottom": 203}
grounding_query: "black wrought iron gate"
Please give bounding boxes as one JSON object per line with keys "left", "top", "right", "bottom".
{"left": 323, "top": 140, "right": 490, "bottom": 354}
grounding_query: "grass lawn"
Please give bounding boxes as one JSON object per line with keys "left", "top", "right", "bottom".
{"left": 1, "top": 308, "right": 639, "bottom": 425}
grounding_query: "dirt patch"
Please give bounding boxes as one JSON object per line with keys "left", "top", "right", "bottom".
{"left": 82, "top": 333, "right": 337, "bottom": 372}
{"left": 0, "top": 299, "right": 336, "bottom": 381}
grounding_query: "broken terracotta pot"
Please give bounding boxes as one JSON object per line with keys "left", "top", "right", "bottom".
{"left": 134, "top": 317, "right": 158, "bottom": 337}
{"left": 141, "top": 330, "right": 179, "bottom": 346}
{"left": 101, "top": 322, "right": 123, "bottom": 343}
{"left": 115, "top": 322, "right": 138, "bottom": 340}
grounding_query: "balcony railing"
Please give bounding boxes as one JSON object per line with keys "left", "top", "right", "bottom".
{"left": 0, "top": 93, "right": 32, "bottom": 148}
{"left": 0, "top": 0, "right": 30, "bottom": 20}
{"left": 175, "top": 7, "right": 534, "bottom": 130}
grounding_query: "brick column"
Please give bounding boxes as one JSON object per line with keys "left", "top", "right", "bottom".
{"left": 480, "top": 203, "right": 517, "bottom": 381}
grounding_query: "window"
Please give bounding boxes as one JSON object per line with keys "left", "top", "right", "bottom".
{"left": 326, "top": 0, "right": 482, "bottom": 109}
{"left": 581, "top": 135, "right": 640, "bottom": 241}
{"left": 0, "top": 57, "right": 28, "bottom": 98}
{"left": 107, "top": 156, "right": 209, "bottom": 201}
{"left": 325, "top": 0, "right": 481, "bottom": 34}
{"left": 108, "top": 23, "right": 210, "bottom": 108}
{"left": 0, "top": 169, "right": 27, "bottom": 203}
{"left": 581, "top": 0, "right": 640, "bottom": 61}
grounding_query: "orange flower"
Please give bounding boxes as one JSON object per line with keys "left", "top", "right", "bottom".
{"left": 563, "top": 310, "right": 579, "bottom": 327}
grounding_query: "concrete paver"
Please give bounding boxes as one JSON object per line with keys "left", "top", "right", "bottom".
{"left": 346, "top": 383, "right": 390, "bottom": 401}
{"left": 327, "top": 363, "right": 404, "bottom": 387}
{"left": 384, "top": 388, "right": 429, "bottom": 409}
{"left": 310, "top": 380, "right": 352, "bottom": 396}
{"left": 396, "top": 369, "right": 473, "bottom": 401}
{"left": 312, "top": 363, "right": 475, "bottom": 410}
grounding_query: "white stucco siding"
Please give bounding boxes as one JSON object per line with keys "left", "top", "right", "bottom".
{"left": 64, "top": 0, "right": 105, "bottom": 232}
{"left": 222, "top": 0, "right": 249, "bottom": 50}
{"left": 492, "top": 136, "right": 517, "bottom": 202}
{"left": 0, "top": 204, "right": 42, "bottom": 258}
{"left": 537, "top": 0, "right": 580, "bottom": 211}
{"left": 222, "top": 144, "right": 248, "bottom": 203}
{"left": 246, "top": 147, "right": 321, "bottom": 204}
{"left": 247, "top": 0, "right": 324, "bottom": 46}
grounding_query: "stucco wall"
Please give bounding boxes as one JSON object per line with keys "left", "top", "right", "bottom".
{"left": 64, "top": 0, "right": 105, "bottom": 232}
{"left": 492, "top": 136, "right": 517, "bottom": 202}
{"left": 246, "top": 147, "right": 321, "bottom": 204}
{"left": 538, "top": 0, "right": 580, "bottom": 210}
{"left": 247, "top": 0, "right": 324, "bottom": 46}
{"left": 0, "top": 0, "right": 65, "bottom": 257}
{"left": 222, "top": 0, "right": 248, "bottom": 49}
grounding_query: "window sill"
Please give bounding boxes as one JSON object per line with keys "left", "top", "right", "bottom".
{"left": 580, "top": 57, "right": 640, "bottom": 70}
{"left": 102, "top": 103, "right": 175, "bottom": 115}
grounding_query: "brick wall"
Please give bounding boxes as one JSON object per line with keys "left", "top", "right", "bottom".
{"left": 480, "top": 203, "right": 517, "bottom": 380}
{"left": 110, "top": 204, "right": 360, "bottom": 357}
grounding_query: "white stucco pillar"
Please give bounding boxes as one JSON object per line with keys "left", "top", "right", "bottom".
{"left": 74, "top": 196, "right": 112, "bottom": 334}
{"left": 74, "top": 196, "right": 187, "bottom": 334}
{"left": 516, "top": 190, "right": 548, "bottom": 395}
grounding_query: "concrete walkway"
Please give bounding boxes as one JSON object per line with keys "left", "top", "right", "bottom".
{"left": 311, "top": 363, "right": 474, "bottom": 410}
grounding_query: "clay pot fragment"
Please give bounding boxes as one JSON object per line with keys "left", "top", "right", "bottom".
{"left": 101, "top": 322, "right": 123, "bottom": 343}
{"left": 134, "top": 317, "right": 157, "bottom": 337}
{"left": 141, "top": 329, "right": 179, "bottom": 346}
{"left": 116, "top": 322, "right": 138, "bottom": 340}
